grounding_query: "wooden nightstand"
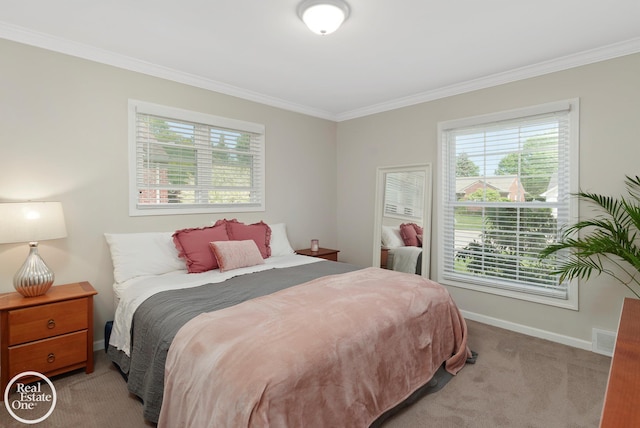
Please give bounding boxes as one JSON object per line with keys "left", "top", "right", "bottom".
{"left": 0, "top": 281, "right": 97, "bottom": 394}
{"left": 296, "top": 247, "right": 340, "bottom": 261}
{"left": 380, "top": 248, "right": 390, "bottom": 269}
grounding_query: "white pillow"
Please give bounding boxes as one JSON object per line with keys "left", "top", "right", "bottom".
{"left": 104, "top": 232, "right": 185, "bottom": 283}
{"left": 381, "top": 226, "right": 404, "bottom": 248}
{"left": 269, "top": 223, "right": 296, "bottom": 257}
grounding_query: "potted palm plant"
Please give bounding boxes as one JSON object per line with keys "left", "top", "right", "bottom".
{"left": 540, "top": 175, "right": 640, "bottom": 298}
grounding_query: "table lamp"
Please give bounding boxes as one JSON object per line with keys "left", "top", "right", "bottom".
{"left": 0, "top": 202, "right": 67, "bottom": 297}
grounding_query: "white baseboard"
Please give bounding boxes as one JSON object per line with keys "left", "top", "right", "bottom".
{"left": 93, "top": 340, "right": 105, "bottom": 352}
{"left": 460, "top": 309, "right": 593, "bottom": 352}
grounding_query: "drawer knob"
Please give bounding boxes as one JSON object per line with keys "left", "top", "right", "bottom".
{"left": 47, "top": 319, "right": 56, "bottom": 329}
{"left": 47, "top": 353, "right": 55, "bottom": 364}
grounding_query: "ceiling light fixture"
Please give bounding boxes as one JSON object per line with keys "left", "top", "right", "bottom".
{"left": 298, "top": 0, "right": 350, "bottom": 36}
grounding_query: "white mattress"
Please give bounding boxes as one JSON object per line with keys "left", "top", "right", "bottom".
{"left": 110, "top": 254, "right": 323, "bottom": 356}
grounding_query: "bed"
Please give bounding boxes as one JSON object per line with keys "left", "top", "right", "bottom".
{"left": 105, "top": 222, "right": 472, "bottom": 427}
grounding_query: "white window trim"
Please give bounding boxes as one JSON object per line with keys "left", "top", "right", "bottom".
{"left": 128, "top": 99, "right": 265, "bottom": 216}
{"left": 436, "top": 99, "right": 580, "bottom": 310}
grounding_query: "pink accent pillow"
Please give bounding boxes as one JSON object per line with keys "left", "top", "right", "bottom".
{"left": 400, "top": 223, "right": 423, "bottom": 247}
{"left": 172, "top": 224, "right": 230, "bottom": 273}
{"left": 210, "top": 240, "right": 265, "bottom": 273}
{"left": 226, "top": 221, "right": 272, "bottom": 258}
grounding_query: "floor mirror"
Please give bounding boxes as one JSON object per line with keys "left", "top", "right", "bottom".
{"left": 372, "top": 164, "right": 432, "bottom": 278}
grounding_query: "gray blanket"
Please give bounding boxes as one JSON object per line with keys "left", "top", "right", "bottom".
{"left": 108, "top": 261, "right": 360, "bottom": 423}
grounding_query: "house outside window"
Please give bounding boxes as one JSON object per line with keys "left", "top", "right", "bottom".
{"left": 128, "top": 100, "right": 265, "bottom": 216}
{"left": 437, "top": 99, "right": 579, "bottom": 309}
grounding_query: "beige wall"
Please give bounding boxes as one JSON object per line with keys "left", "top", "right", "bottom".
{"left": 0, "top": 39, "right": 338, "bottom": 346}
{"left": 337, "top": 53, "right": 640, "bottom": 346}
{"left": 2, "top": 36, "right": 639, "bottom": 350}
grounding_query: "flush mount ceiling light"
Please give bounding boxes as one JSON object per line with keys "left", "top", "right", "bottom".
{"left": 298, "top": 0, "right": 350, "bottom": 35}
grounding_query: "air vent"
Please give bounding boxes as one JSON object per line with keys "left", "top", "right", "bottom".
{"left": 592, "top": 328, "right": 616, "bottom": 356}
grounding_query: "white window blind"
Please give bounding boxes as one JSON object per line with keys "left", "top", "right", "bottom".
{"left": 438, "top": 100, "right": 579, "bottom": 305}
{"left": 384, "top": 171, "right": 425, "bottom": 220}
{"left": 129, "top": 100, "right": 265, "bottom": 216}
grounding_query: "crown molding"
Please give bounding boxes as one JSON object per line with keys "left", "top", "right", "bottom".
{"left": 0, "top": 21, "right": 336, "bottom": 121}
{"left": 1, "top": 21, "right": 639, "bottom": 123}
{"left": 336, "top": 37, "right": 640, "bottom": 121}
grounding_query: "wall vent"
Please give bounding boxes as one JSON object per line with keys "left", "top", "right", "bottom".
{"left": 592, "top": 328, "right": 616, "bottom": 357}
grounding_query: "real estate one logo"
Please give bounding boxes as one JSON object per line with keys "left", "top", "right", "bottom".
{"left": 4, "top": 371, "right": 57, "bottom": 424}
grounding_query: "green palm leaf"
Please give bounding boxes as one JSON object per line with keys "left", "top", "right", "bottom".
{"left": 540, "top": 175, "right": 640, "bottom": 298}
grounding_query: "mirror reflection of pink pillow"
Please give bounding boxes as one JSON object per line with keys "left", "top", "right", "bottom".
{"left": 399, "top": 223, "right": 423, "bottom": 247}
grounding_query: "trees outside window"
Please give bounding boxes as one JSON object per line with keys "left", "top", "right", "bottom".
{"left": 129, "top": 100, "right": 265, "bottom": 216}
{"left": 438, "top": 100, "right": 579, "bottom": 308}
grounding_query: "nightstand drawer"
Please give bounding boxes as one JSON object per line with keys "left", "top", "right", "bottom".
{"left": 8, "top": 331, "right": 87, "bottom": 378}
{"left": 296, "top": 248, "right": 340, "bottom": 261}
{"left": 8, "top": 298, "right": 88, "bottom": 346}
{"left": 318, "top": 252, "right": 338, "bottom": 261}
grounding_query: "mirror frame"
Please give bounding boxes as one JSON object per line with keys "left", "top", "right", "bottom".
{"left": 372, "top": 163, "right": 433, "bottom": 278}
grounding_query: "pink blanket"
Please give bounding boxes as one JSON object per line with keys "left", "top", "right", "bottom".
{"left": 159, "top": 267, "right": 471, "bottom": 427}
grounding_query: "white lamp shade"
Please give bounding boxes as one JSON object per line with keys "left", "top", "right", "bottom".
{"left": 0, "top": 202, "right": 67, "bottom": 244}
{"left": 298, "top": 0, "right": 350, "bottom": 35}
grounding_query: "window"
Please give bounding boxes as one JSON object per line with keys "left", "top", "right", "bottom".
{"left": 129, "top": 100, "right": 265, "bottom": 216}
{"left": 437, "top": 99, "right": 579, "bottom": 309}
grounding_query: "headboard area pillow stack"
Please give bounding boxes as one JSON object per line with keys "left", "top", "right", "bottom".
{"left": 173, "top": 219, "right": 271, "bottom": 273}
{"left": 105, "top": 221, "right": 295, "bottom": 283}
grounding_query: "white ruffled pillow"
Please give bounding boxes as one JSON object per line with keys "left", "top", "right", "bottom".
{"left": 105, "top": 232, "right": 185, "bottom": 283}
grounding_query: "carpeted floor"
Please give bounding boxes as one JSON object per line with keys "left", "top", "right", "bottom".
{"left": 0, "top": 320, "right": 611, "bottom": 427}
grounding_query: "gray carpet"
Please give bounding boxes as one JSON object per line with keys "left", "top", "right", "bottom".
{"left": 0, "top": 320, "right": 611, "bottom": 427}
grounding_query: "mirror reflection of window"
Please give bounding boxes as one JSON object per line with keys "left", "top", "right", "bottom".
{"left": 383, "top": 171, "right": 425, "bottom": 221}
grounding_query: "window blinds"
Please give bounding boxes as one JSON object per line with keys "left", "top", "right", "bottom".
{"left": 133, "top": 108, "right": 264, "bottom": 212}
{"left": 441, "top": 105, "right": 574, "bottom": 299}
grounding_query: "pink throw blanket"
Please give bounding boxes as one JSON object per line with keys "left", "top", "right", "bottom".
{"left": 159, "top": 267, "right": 471, "bottom": 427}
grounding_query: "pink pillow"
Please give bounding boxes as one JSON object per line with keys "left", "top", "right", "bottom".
{"left": 172, "top": 224, "right": 229, "bottom": 273}
{"left": 400, "top": 223, "right": 423, "bottom": 247}
{"left": 210, "top": 240, "right": 265, "bottom": 273}
{"left": 214, "top": 218, "right": 240, "bottom": 228}
{"left": 226, "top": 221, "right": 272, "bottom": 258}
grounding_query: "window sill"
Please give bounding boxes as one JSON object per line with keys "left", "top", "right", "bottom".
{"left": 439, "top": 276, "right": 578, "bottom": 310}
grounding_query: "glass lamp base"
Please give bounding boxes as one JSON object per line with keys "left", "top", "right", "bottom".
{"left": 13, "top": 242, "right": 54, "bottom": 297}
